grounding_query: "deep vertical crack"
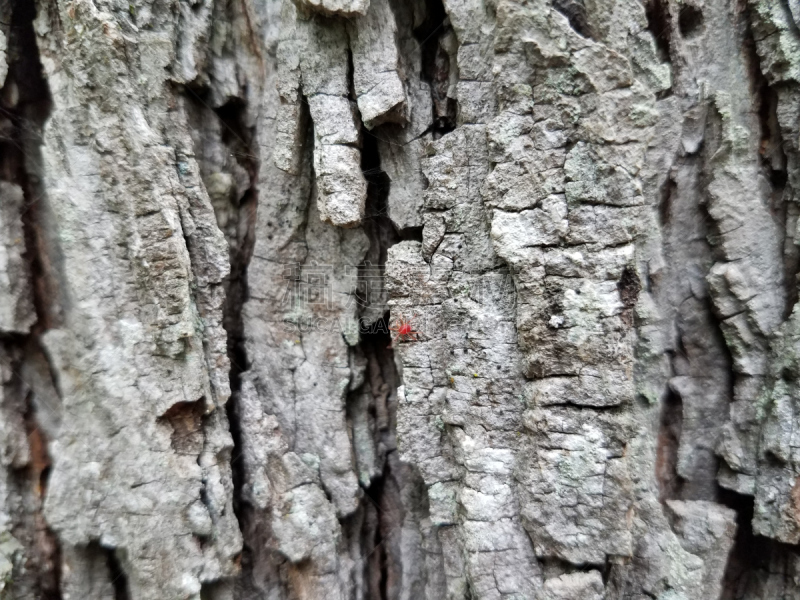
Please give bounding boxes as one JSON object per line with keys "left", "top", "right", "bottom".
{"left": 106, "top": 546, "right": 131, "bottom": 600}
{"left": 745, "top": 15, "right": 797, "bottom": 320}
{"left": 655, "top": 387, "right": 684, "bottom": 502}
{"left": 0, "top": 0, "right": 61, "bottom": 597}
{"left": 183, "top": 84, "right": 259, "bottom": 591}
{"left": 644, "top": 0, "right": 674, "bottom": 98}
{"left": 414, "top": 0, "right": 458, "bottom": 135}
{"left": 212, "top": 97, "right": 258, "bottom": 530}
{"left": 712, "top": 10, "right": 798, "bottom": 594}
{"left": 214, "top": 100, "right": 257, "bottom": 586}
{"left": 645, "top": 0, "right": 673, "bottom": 64}
{"left": 351, "top": 126, "right": 402, "bottom": 599}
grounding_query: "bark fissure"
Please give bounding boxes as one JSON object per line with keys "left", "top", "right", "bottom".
{"left": 349, "top": 118, "right": 406, "bottom": 599}
{"left": 9, "top": 0, "right": 800, "bottom": 597}
{"left": 414, "top": 0, "right": 457, "bottom": 135}
{"left": 0, "top": 1, "right": 62, "bottom": 598}
{"left": 104, "top": 546, "right": 131, "bottom": 600}
{"left": 183, "top": 83, "right": 260, "bottom": 593}
{"left": 552, "top": 0, "right": 592, "bottom": 40}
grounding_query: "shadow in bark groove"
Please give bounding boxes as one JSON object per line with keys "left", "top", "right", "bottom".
{"left": 645, "top": 0, "right": 673, "bottom": 63}
{"left": 349, "top": 120, "right": 405, "bottom": 598}
{"left": 352, "top": 315, "right": 397, "bottom": 599}
{"left": 414, "top": 0, "right": 458, "bottom": 135}
{"left": 748, "top": 32, "right": 798, "bottom": 320}
{"left": 719, "top": 489, "right": 800, "bottom": 600}
{"left": 0, "top": 0, "right": 62, "bottom": 597}
{"left": 182, "top": 72, "right": 260, "bottom": 594}
{"left": 645, "top": 0, "right": 674, "bottom": 99}
{"left": 552, "top": 0, "right": 592, "bottom": 40}
{"left": 656, "top": 387, "right": 684, "bottom": 502}
{"left": 106, "top": 547, "right": 131, "bottom": 600}
{"left": 678, "top": 4, "right": 704, "bottom": 39}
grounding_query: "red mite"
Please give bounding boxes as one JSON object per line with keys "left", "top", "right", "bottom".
{"left": 389, "top": 316, "right": 422, "bottom": 348}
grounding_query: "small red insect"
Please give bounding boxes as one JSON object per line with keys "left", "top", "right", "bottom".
{"left": 389, "top": 316, "right": 422, "bottom": 348}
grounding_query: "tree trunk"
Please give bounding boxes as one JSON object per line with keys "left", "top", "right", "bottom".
{"left": 0, "top": 0, "right": 798, "bottom": 597}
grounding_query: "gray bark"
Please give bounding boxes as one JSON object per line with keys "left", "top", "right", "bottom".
{"left": 0, "top": 0, "right": 798, "bottom": 598}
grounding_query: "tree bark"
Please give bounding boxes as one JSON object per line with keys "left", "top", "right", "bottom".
{"left": 0, "top": 0, "right": 799, "bottom": 598}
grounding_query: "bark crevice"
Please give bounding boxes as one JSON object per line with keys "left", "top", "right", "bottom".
{"left": 0, "top": 0, "right": 61, "bottom": 597}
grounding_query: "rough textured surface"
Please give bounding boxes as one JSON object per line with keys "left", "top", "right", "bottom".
{"left": 294, "top": 0, "right": 371, "bottom": 17}
{"left": 0, "top": 182, "right": 34, "bottom": 334}
{"left": 2, "top": 0, "right": 800, "bottom": 598}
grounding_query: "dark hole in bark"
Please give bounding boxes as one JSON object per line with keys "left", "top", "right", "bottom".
{"left": 769, "top": 157, "right": 789, "bottom": 190}
{"left": 414, "top": 0, "right": 457, "bottom": 134}
{"left": 159, "top": 400, "right": 205, "bottom": 455}
{"left": 718, "top": 489, "right": 800, "bottom": 599}
{"left": 362, "top": 176, "right": 393, "bottom": 237}
{"left": 214, "top": 99, "right": 258, "bottom": 177}
{"left": 106, "top": 548, "right": 131, "bottom": 600}
{"left": 398, "top": 225, "right": 423, "bottom": 242}
{"left": 678, "top": 4, "right": 704, "bottom": 38}
{"left": 656, "top": 387, "right": 684, "bottom": 501}
{"left": 354, "top": 313, "right": 406, "bottom": 598}
{"left": 617, "top": 267, "right": 641, "bottom": 328}
{"left": 658, "top": 175, "right": 677, "bottom": 227}
{"left": 645, "top": 0, "right": 672, "bottom": 63}
{"left": 361, "top": 314, "right": 391, "bottom": 338}
{"left": 552, "top": 0, "right": 592, "bottom": 39}
{"left": 755, "top": 68, "right": 788, "bottom": 189}
{"left": 362, "top": 130, "right": 395, "bottom": 231}
{"left": 347, "top": 47, "right": 357, "bottom": 102}
{"left": 763, "top": 448, "right": 787, "bottom": 466}
{"left": 359, "top": 126, "right": 400, "bottom": 319}
{"left": 363, "top": 466, "right": 389, "bottom": 599}
{"left": 617, "top": 267, "right": 641, "bottom": 309}
{"left": 200, "top": 581, "right": 231, "bottom": 599}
